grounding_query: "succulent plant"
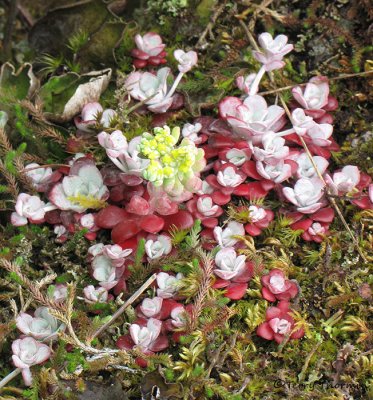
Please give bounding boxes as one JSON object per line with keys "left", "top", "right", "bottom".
{"left": 49, "top": 158, "right": 109, "bottom": 212}
{"left": 12, "top": 337, "right": 52, "bottom": 386}
{"left": 16, "top": 307, "right": 65, "bottom": 341}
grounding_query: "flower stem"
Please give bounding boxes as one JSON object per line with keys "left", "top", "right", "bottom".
{"left": 274, "top": 128, "right": 295, "bottom": 137}
{"left": 249, "top": 66, "right": 266, "bottom": 96}
{"left": 165, "top": 72, "right": 184, "bottom": 99}
{"left": 126, "top": 92, "right": 158, "bottom": 115}
{"left": 109, "top": 156, "right": 127, "bottom": 173}
{"left": 43, "top": 204, "right": 58, "bottom": 213}
{"left": 0, "top": 368, "right": 21, "bottom": 389}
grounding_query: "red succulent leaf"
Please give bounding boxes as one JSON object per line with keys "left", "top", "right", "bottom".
{"left": 244, "top": 182, "right": 268, "bottom": 200}
{"left": 245, "top": 223, "right": 262, "bottom": 236}
{"left": 212, "top": 278, "right": 230, "bottom": 289}
{"left": 45, "top": 210, "right": 62, "bottom": 224}
{"left": 131, "top": 48, "right": 150, "bottom": 60}
{"left": 116, "top": 334, "right": 134, "bottom": 350}
{"left": 109, "top": 184, "right": 126, "bottom": 202}
{"left": 290, "top": 327, "right": 305, "bottom": 340}
{"left": 120, "top": 174, "right": 143, "bottom": 186}
{"left": 163, "top": 319, "right": 174, "bottom": 331}
{"left": 160, "top": 299, "right": 180, "bottom": 320}
{"left": 315, "top": 113, "right": 333, "bottom": 124}
{"left": 241, "top": 160, "right": 262, "bottom": 180}
{"left": 135, "top": 357, "right": 149, "bottom": 367}
{"left": 233, "top": 184, "right": 251, "bottom": 196}
{"left": 148, "top": 335, "right": 169, "bottom": 352}
{"left": 111, "top": 218, "right": 142, "bottom": 243}
{"left": 312, "top": 207, "right": 335, "bottom": 223}
{"left": 113, "top": 279, "right": 127, "bottom": 296}
{"left": 265, "top": 305, "right": 283, "bottom": 320}
{"left": 201, "top": 145, "right": 220, "bottom": 160}
{"left": 172, "top": 331, "right": 184, "bottom": 343}
{"left": 148, "top": 57, "right": 163, "bottom": 66}
{"left": 275, "top": 281, "right": 299, "bottom": 301}
{"left": 232, "top": 262, "right": 254, "bottom": 283}
{"left": 261, "top": 287, "right": 277, "bottom": 302}
{"left": 208, "top": 133, "right": 235, "bottom": 148}
{"left": 140, "top": 214, "right": 165, "bottom": 234}
{"left": 257, "top": 322, "right": 274, "bottom": 340}
{"left": 352, "top": 196, "right": 372, "bottom": 210}
{"left": 151, "top": 112, "right": 173, "bottom": 128}
{"left": 201, "top": 217, "right": 219, "bottom": 229}
{"left": 116, "top": 236, "right": 140, "bottom": 252}
{"left": 169, "top": 93, "right": 185, "bottom": 111}
{"left": 277, "top": 300, "right": 291, "bottom": 313}
{"left": 324, "top": 95, "right": 338, "bottom": 111}
{"left": 96, "top": 205, "right": 129, "bottom": 229}
{"left": 307, "top": 144, "right": 331, "bottom": 159}
{"left": 163, "top": 210, "right": 194, "bottom": 231}
{"left": 290, "top": 219, "right": 312, "bottom": 231}
{"left": 84, "top": 232, "right": 97, "bottom": 241}
{"left": 101, "top": 165, "right": 125, "bottom": 186}
{"left": 211, "top": 191, "right": 231, "bottom": 205}
{"left": 225, "top": 282, "right": 248, "bottom": 300}
{"left": 357, "top": 173, "right": 372, "bottom": 190}
{"left": 274, "top": 333, "right": 285, "bottom": 344}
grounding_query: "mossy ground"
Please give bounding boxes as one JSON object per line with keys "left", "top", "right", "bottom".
{"left": 0, "top": 1, "right": 372, "bottom": 399}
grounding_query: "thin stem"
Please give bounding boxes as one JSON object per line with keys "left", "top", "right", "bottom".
{"left": 43, "top": 204, "right": 58, "bottom": 213}
{"left": 109, "top": 156, "right": 127, "bottom": 173}
{"left": 249, "top": 66, "right": 266, "bottom": 96}
{"left": 298, "top": 341, "right": 321, "bottom": 382}
{"left": 165, "top": 72, "right": 184, "bottom": 100}
{"left": 126, "top": 92, "right": 158, "bottom": 115}
{"left": 273, "top": 128, "right": 295, "bottom": 137}
{"left": 0, "top": 368, "right": 21, "bottom": 390}
{"left": 89, "top": 273, "right": 157, "bottom": 342}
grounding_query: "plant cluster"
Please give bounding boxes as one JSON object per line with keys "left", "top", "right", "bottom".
{"left": 0, "top": 17, "right": 372, "bottom": 400}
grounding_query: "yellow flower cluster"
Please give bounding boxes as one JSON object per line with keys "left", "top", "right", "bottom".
{"left": 139, "top": 126, "right": 199, "bottom": 187}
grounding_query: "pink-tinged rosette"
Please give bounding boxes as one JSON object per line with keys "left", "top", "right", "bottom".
{"left": 131, "top": 32, "right": 167, "bottom": 68}
{"left": 261, "top": 269, "right": 299, "bottom": 302}
{"left": 12, "top": 337, "right": 51, "bottom": 386}
{"left": 257, "top": 301, "right": 304, "bottom": 344}
{"left": 212, "top": 247, "right": 254, "bottom": 300}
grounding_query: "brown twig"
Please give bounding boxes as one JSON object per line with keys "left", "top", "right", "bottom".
{"left": 196, "top": 1, "right": 227, "bottom": 49}
{"left": 16, "top": 3, "right": 34, "bottom": 27}
{"left": 238, "top": 0, "right": 284, "bottom": 26}
{"left": 89, "top": 273, "right": 157, "bottom": 341}
{"left": 298, "top": 341, "right": 321, "bottom": 382}
{"left": 258, "top": 71, "right": 373, "bottom": 96}
{"left": 238, "top": 0, "right": 276, "bottom": 32}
